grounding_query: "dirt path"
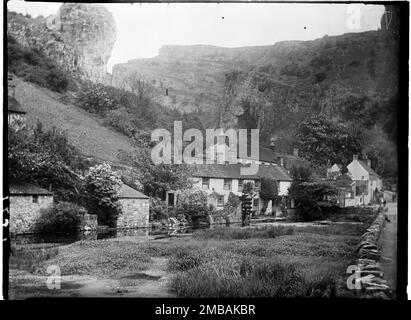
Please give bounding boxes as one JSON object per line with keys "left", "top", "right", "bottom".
{"left": 10, "top": 257, "right": 176, "bottom": 298}
{"left": 379, "top": 202, "right": 397, "bottom": 295}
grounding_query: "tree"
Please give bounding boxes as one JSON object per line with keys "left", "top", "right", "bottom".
{"left": 259, "top": 178, "right": 278, "bottom": 214}
{"left": 295, "top": 115, "right": 363, "bottom": 167}
{"left": 125, "top": 148, "right": 194, "bottom": 199}
{"left": 288, "top": 181, "right": 337, "bottom": 221}
{"left": 290, "top": 164, "right": 312, "bottom": 182}
{"left": 82, "top": 163, "right": 122, "bottom": 227}
{"left": 240, "top": 181, "right": 255, "bottom": 226}
{"left": 177, "top": 190, "right": 210, "bottom": 226}
{"left": 8, "top": 122, "right": 84, "bottom": 202}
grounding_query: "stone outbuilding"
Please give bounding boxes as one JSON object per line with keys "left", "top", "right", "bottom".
{"left": 7, "top": 74, "right": 26, "bottom": 126}
{"left": 7, "top": 95, "right": 27, "bottom": 126}
{"left": 9, "top": 183, "right": 53, "bottom": 234}
{"left": 117, "top": 184, "right": 150, "bottom": 229}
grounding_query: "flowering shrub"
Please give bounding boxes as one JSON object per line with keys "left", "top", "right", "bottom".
{"left": 82, "top": 163, "right": 122, "bottom": 227}
{"left": 78, "top": 82, "right": 119, "bottom": 114}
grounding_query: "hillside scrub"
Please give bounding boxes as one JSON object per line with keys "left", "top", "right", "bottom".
{"left": 8, "top": 36, "right": 72, "bottom": 93}
{"left": 8, "top": 122, "right": 86, "bottom": 202}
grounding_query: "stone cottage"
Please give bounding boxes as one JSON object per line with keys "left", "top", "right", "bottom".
{"left": 7, "top": 74, "right": 26, "bottom": 127}
{"left": 9, "top": 183, "right": 53, "bottom": 234}
{"left": 116, "top": 184, "right": 150, "bottom": 229}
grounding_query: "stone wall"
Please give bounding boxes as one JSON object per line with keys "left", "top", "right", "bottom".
{"left": 10, "top": 195, "right": 53, "bottom": 234}
{"left": 352, "top": 207, "right": 391, "bottom": 297}
{"left": 117, "top": 198, "right": 150, "bottom": 229}
{"left": 78, "top": 212, "right": 98, "bottom": 231}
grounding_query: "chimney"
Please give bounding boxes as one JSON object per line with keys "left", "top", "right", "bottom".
{"left": 353, "top": 154, "right": 358, "bottom": 161}
{"left": 279, "top": 157, "right": 284, "bottom": 167}
{"left": 293, "top": 148, "right": 299, "bottom": 157}
{"left": 8, "top": 74, "right": 15, "bottom": 97}
{"left": 367, "top": 159, "right": 371, "bottom": 167}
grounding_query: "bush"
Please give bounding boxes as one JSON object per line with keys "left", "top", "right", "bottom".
{"left": 103, "top": 107, "right": 136, "bottom": 137}
{"left": 82, "top": 164, "right": 122, "bottom": 228}
{"left": 177, "top": 190, "right": 211, "bottom": 226}
{"left": 34, "top": 202, "right": 86, "bottom": 233}
{"left": 8, "top": 36, "right": 70, "bottom": 93}
{"left": 77, "top": 82, "right": 118, "bottom": 114}
{"left": 288, "top": 181, "right": 337, "bottom": 221}
{"left": 150, "top": 197, "right": 173, "bottom": 221}
{"left": 46, "top": 67, "right": 69, "bottom": 92}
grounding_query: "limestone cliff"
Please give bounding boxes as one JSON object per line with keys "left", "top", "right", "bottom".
{"left": 7, "top": 3, "right": 116, "bottom": 84}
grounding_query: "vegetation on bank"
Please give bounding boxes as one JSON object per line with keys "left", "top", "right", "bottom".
{"left": 34, "top": 202, "right": 86, "bottom": 234}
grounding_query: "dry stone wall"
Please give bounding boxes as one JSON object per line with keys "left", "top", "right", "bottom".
{"left": 353, "top": 207, "right": 391, "bottom": 297}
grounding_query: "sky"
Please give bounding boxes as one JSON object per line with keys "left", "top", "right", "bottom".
{"left": 7, "top": 1, "right": 385, "bottom": 73}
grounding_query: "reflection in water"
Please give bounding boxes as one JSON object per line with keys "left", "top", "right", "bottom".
{"left": 11, "top": 224, "right": 212, "bottom": 245}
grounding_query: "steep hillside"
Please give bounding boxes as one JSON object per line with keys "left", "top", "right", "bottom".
{"left": 219, "top": 30, "right": 399, "bottom": 141}
{"left": 13, "top": 77, "right": 136, "bottom": 165}
{"left": 111, "top": 29, "right": 398, "bottom": 127}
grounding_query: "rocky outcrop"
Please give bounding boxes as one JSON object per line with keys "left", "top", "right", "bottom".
{"left": 7, "top": 4, "right": 116, "bottom": 84}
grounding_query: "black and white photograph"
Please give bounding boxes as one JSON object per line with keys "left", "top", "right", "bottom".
{"left": 0, "top": 0, "right": 408, "bottom": 304}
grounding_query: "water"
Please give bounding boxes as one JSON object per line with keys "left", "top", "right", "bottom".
{"left": 11, "top": 225, "right": 208, "bottom": 246}
{"left": 11, "top": 220, "right": 265, "bottom": 246}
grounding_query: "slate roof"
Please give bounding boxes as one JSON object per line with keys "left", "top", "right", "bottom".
{"left": 192, "top": 163, "right": 292, "bottom": 181}
{"left": 207, "top": 142, "right": 277, "bottom": 163}
{"left": 7, "top": 95, "right": 26, "bottom": 114}
{"left": 9, "top": 183, "right": 53, "bottom": 195}
{"left": 118, "top": 184, "right": 149, "bottom": 199}
{"left": 237, "top": 143, "right": 277, "bottom": 163}
{"left": 357, "top": 160, "right": 381, "bottom": 178}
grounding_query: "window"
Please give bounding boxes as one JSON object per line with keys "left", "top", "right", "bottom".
{"left": 217, "top": 196, "right": 224, "bottom": 207}
{"left": 32, "top": 195, "right": 39, "bottom": 203}
{"left": 223, "top": 179, "right": 232, "bottom": 191}
{"left": 253, "top": 198, "right": 259, "bottom": 211}
{"left": 238, "top": 179, "right": 244, "bottom": 192}
{"left": 168, "top": 193, "right": 175, "bottom": 206}
{"left": 356, "top": 185, "right": 368, "bottom": 195}
{"left": 202, "top": 178, "right": 210, "bottom": 190}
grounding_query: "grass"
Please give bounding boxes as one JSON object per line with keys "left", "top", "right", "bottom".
{"left": 14, "top": 78, "right": 136, "bottom": 164}
{"left": 169, "top": 256, "right": 342, "bottom": 298}
{"left": 35, "top": 240, "right": 151, "bottom": 278}
{"left": 10, "top": 222, "right": 363, "bottom": 298}
{"left": 10, "top": 245, "right": 59, "bottom": 273}
{"left": 193, "top": 225, "right": 294, "bottom": 240}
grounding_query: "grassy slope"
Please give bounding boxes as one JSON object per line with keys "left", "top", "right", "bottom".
{"left": 14, "top": 77, "right": 136, "bottom": 164}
